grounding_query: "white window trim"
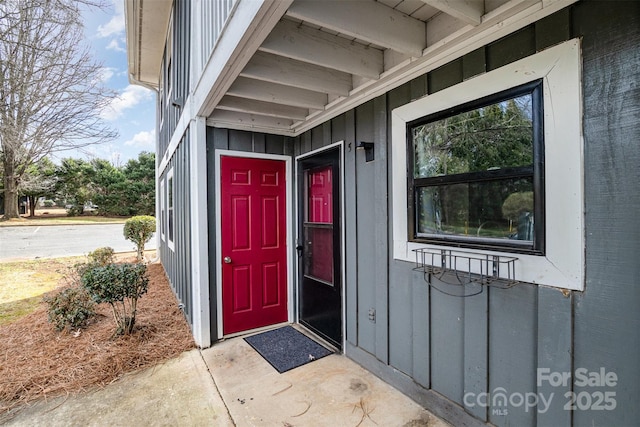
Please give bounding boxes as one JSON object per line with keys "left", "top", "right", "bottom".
{"left": 391, "top": 39, "right": 584, "bottom": 291}
{"left": 160, "top": 178, "right": 166, "bottom": 242}
{"left": 167, "top": 167, "right": 175, "bottom": 251}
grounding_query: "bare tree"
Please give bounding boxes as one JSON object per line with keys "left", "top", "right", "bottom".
{"left": 0, "top": 0, "right": 117, "bottom": 219}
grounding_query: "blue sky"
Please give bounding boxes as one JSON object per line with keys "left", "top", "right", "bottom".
{"left": 80, "top": 0, "right": 157, "bottom": 166}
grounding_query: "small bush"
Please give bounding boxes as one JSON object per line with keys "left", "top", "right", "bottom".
{"left": 66, "top": 205, "right": 82, "bottom": 216}
{"left": 123, "top": 216, "right": 156, "bottom": 262}
{"left": 81, "top": 263, "right": 149, "bottom": 335}
{"left": 44, "top": 286, "right": 96, "bottom": 331}
{"left": 88, "top": 247, "right": 115, "bottom": 266}
{"left": 42, "top": 200, "right": 55, "bottom": 207}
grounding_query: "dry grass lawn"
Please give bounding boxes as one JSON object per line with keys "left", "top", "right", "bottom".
{"left": 0, "top": 257, "right": 85, "bottom": 325}
{"left": 0, "top": 257, "right": 195, "bottom": 415}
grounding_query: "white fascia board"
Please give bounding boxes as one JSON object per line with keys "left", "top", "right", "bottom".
{"left": 124, "top": 0, "right": 172, "bottom": 88}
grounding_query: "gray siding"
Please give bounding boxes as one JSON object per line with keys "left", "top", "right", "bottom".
{"left": 157, "top": 0, "right": 191, "bottom": 158}
{"left": 279, "top": 3, "right": 639, "bottom": 426}
{"left": 159, "top": 133, "right": 192, "bottom": 325}
{"left": 156, "top": 0, "right": 193, "bottom": 328}
{"left": 573, "top": 2, "right": 640, "bottom": 426}
{"left": 173, "top": 1, "right": 638, "bottom": 426}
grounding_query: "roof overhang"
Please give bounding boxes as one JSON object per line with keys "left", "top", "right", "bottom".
{"left": 125, "top": 0, "right": 172, "bottom": 89}
{"left": 201, "top": 0, "right": 580, "bottom": 137}
{"left": 126, "top": 0, "right": 581, "bottom": 136}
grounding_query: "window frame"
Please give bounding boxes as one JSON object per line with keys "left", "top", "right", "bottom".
{"left": 167, "top": 167, "right": 175, "bottom": 251}
{"left": 407, "top": 80, "right": 545, "bottom": 255}
{"left": 391, "top": 39, "right": 584, "bottom": 291}
{"left": 160, "top": 178, "right": 166, "bottom": 241}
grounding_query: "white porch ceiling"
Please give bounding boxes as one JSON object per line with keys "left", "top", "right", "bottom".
{"left": 202, "top": 0, "right": 576, "bottom": 136}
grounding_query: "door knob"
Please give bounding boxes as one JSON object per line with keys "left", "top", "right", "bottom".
{"left": 224, "top": 256, "right": 232, "bottom": 264}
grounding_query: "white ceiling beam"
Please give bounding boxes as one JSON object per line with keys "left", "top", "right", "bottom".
{"left": 208, "top": 110, "right": 294, "bottom": 134}
{"left": 194, "top": 0, "right": 294, "bottom": 117}
{"left": 420, "top": 0, "right": 484, "bottom": 26}
{"left": 292, "top": 0, "right": 577, "bottom": 136}
{"left": 286, "top": 0, "right": 426, "bottom": 57}
{"left": 240, "top": 51, "right": 352, "bottom": 96}
{"left": 259, "top": 19, "right": 383, "bottom": 80}
{"left": 217, "top": 95, "right": 309, "bottom": 121}
{"left": 226, "top": 77, "right": 327, "bottom": 110}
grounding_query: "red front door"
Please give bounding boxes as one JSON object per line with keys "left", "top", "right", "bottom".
{"left": 221, "top": 156, "right": 288, "bottom": 335}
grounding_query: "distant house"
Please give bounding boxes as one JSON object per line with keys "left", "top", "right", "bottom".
{"left": 124, "top": 1, "right": 639, "bottom": 425}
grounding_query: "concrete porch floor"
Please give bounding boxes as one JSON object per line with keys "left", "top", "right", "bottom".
{"left": 3, "top": 332, "right": 450, "bottom": 426}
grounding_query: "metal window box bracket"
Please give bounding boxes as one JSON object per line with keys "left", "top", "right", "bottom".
{"left": 412, "top": 248, "right": 520, "bottom": 297}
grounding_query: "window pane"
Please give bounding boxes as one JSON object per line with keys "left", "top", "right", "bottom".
{"left": 168, "top": 209, "right": 174, "bottom": 242}
{"left": 304, "top": 225, "right": 334, "bottom": 285}
{"left": 307, "top": 166, "right": 333, "bottom": 223}
{"left": 413, "top": 94, "right": 534, "bottom": 178}
{"left": 416, "top": 178, "right": 534, "bottom": 242}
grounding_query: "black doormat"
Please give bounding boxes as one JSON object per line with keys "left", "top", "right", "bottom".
{"left": 244, "top": 326, "right": 333, "bottom": 373}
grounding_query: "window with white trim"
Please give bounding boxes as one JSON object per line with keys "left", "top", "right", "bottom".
{"left": 160, "top": 178, "right": 166, "bottom": 241}
{"left": 408, "top": 80, "right": 544, "bottom": 254}
{"left": 167, "top": 168, "right": 175, "bottom": 251}
{"left": 392, "top": 40, "right": 584, "bottom": 291}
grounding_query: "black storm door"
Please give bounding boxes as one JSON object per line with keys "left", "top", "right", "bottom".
{"left": 297, "top": 148, "right": 342, "bottom": 349}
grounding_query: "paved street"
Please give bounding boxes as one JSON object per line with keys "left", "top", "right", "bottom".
{"left": 0, "top": 224, "right": 156, "bottom": 261}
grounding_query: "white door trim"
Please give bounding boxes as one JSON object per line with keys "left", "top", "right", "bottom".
{"left": 295, "top": 141, "right": 346, "bottom": 351}
{"left": 214, "top": 150, "right": 294, "bottom": 339}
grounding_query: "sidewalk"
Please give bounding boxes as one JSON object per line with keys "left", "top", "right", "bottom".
{"left": 2, "top": 335, "right": 449, "bottom": 426}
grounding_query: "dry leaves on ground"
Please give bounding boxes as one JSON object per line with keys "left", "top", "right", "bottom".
{"left": 0, "top": 261, "right": 195, "bottom": 414}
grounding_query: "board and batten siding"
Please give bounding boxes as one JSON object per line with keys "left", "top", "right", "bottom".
{"left": 199, "top": 2, "right": 638, "bottom": 426}
{"left": 205, "top": 127, "right": 294, "bottom": 338}
{"left": 158, "top": 0, "right": 191, "bottom": 159}
{"left": 275, "top": 3, "right": 637, "bottom": 426}
{"left": 159, "top": 133, "right": 193, "bottom": 326}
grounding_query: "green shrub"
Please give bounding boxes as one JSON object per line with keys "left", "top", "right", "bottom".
{"left": 81, "top": 263, "right": 149, "bottom": 335}
{"left": 43, "top": 200, "right": 55, "bottom": 207}
{"left": 66, "top": 205, "right": 82, "bottom": 216}
{"left": 123, "top": 216, "right": 156, "bottom": 262}
{"left": 502, "top": 191, "right": 533, "bottom": 220}
{"left": 44, "top": 286, "right": 96, "bottom": 331}
{"left": 88, "top": 247, "right": 115, "bottom": 266}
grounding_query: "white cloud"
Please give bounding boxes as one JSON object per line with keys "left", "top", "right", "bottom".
{"left": 100, "top": 85, "right": 153, "bottom": 121}
{"left": 97, "top": 0, "right": 125, "bottom": 38}
{"left": 99, "top": 67, "right": 116, "bottom": 82}
{"left": 125, "top": 130, "right": 156, "bottom": 148}
{"left": 106, "top": 39, "right": 126, "bottom": 53}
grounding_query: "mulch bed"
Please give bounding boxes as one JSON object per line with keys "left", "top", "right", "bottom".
{"left": 0, "top": 261, "right": 195, "bottom": 414}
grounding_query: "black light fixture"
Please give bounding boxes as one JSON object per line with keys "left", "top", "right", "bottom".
{"left": 357, "top": 141, "right": 375, "bottom": 162}
{"left": 172, "top": 96, "right": 184, "bottom": 108}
